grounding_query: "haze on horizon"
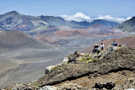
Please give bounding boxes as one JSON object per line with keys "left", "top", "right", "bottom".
{"left": 0, "top": 0, "right": 134, "bottom": 17}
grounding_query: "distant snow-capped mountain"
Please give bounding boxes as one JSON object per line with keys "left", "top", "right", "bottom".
{"left": 95, "top": 15, "right": 131, "bottom": 23}
{"left": 60, "top": 12, "right": 131, "bottom": 23}
{"left": 61, "top": 12, "right": 92, "bottom": 22}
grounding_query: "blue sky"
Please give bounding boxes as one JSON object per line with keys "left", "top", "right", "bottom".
{"left": 0, "top": 0, "right": 134, "bottom": 17}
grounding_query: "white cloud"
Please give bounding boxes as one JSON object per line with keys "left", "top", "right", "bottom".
{"left": 60, "top": 13, "right": 131, "bottom": 23}
{"left": 96, "top": 15, "right": 132, "bottom": 23}
{"left": 60, "top": 12, "right": 92, "bottom": 22}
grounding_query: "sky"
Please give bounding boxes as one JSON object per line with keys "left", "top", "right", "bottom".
{"left": 0, "top": 0, "right": 134, "bottom": 17}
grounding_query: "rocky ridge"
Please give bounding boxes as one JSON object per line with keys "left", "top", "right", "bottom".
{"left": 2, "top": 46, "right": 135, "bottom": 90}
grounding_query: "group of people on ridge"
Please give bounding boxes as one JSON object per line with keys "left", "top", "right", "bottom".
{"left": 92, "top": 40, "right": 119, "bottom": 54}
{"left": 66, "top": 40, "right": 119, "bottom": 64}
{"left": 92, "top": 40, "right": 105, "bottom": 54}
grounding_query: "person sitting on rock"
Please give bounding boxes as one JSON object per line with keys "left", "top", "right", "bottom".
{"left": 92, "top": 44, "right": 100, "bottom": 54}
{"left": 74, "top": 51, "right": 80, "bottom": 57}
{"left": 111, "top": 40, "right": 119, "bottom": 51}
{"left": 68, "top": 51, "right": 80, "bottom": 63}
{"left": 112, "top": 40, "right": 118, "bottom": 47}
{"left": 92, "top": 44, "right": 98, "bottom": 53}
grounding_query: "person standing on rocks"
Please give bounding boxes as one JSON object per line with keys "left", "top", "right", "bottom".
{"left": 100, "top": 42, "right": 104, "bottom": 51}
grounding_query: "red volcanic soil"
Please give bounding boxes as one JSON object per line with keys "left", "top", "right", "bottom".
{"left": 36, "top": 36, "right": 56, "bottom": 43}
{"left": 54, "top": 30, "right": 89, "bottom": 37}
{"left": 83, "top": 36, "right": 135, "bottom": 53}
{"left": 54, "top": 29, "right": 121, "bottom": 37}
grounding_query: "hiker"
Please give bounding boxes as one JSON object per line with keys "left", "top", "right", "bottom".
{"left": 68, "top": 51, "right": 80, "bottom": 63}
{"left": 112, "top": 41, "right": 119, "bottom": 50}
{"left": 92, "top": 44, "right": 100, "bottom": 54}
{"left": 108, "top": 41, "right": 118, "bottom": 52}
{"left": 112, "top": 40, "right": 118, "bottom": 47}
{"left": 100, "top": 42, "right": 104, "bottom": 51}
{"left": 74, "top": 51, "right": 80, "bottom": 57}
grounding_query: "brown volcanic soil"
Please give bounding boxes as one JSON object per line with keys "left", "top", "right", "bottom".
{"left": 54, "top": 30, "right": 89, "bottom": 37}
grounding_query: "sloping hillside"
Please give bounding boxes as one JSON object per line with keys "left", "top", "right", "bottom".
{"left": 0, "top": 11, "right": 48, "bottom": 32}
{"left": 90, "top": 19, "right": 119, "bottom": 28}
{"left": 119, "top": 16, "right": 135, "bottom": 32}
{"left": 0, "top": 30, "right": 49, "bottom": 52}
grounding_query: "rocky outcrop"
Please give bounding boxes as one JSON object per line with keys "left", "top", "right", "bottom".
{"left": 92, "top": 77, "right": 135, "bottom": 90}
{"left": 2, "top": 47, "right": 135, "bottom": 90}
{"left": 36, "top": 47, "right": 135, "bottom": 87}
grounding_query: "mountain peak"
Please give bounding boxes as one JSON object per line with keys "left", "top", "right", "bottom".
{"left": 6, "top": 11, "right": 20, "bottom": 15}
{"left": 118, "top": 16, "right": 135, "bottom": 32}
{"left": 130, "top": 16, "right": 135, "bottom": 20}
